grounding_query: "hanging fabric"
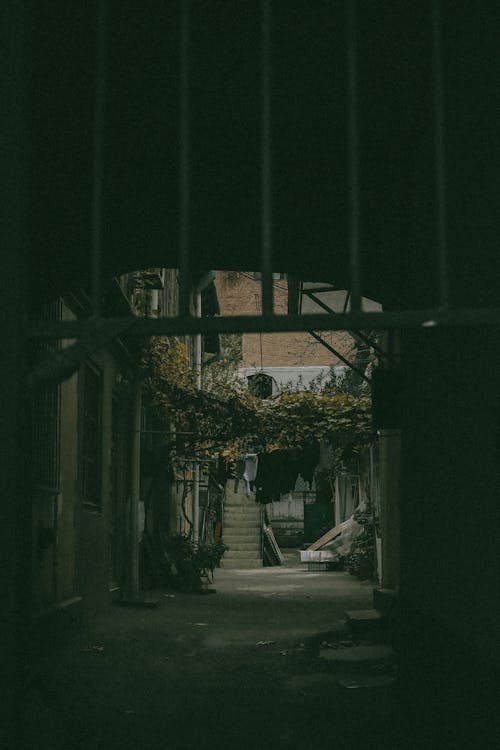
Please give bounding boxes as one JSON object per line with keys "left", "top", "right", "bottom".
{"left": 243, "top": 453, "right": 258, "bottom": 496}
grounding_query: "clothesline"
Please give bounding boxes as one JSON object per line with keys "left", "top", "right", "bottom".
{"left": 224, "top": 442, "right": 320, "bottom": 504}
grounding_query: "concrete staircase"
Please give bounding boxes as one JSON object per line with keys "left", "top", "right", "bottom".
{"left": 221, "top": 484, "right": 262, "bottom": 569}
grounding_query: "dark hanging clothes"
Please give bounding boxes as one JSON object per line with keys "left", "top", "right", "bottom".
{"left": 216, "top": 455, "right": 230, "bottom": 488}
{"left": 255, "top": 443, "right": 319, "bottom": 504}
{"left": 298, "top": 442, "right": 320, "bottom": 486}
{"left": 255, "top": 451, "right": 288, "bottom": 503}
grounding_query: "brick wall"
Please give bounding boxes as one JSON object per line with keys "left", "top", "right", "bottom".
{"left": 216, "top": 272, "right": 354, "bottom": 368}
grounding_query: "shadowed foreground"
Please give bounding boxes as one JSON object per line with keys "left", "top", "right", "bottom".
{"left": 23, "top": 559, "right": 409, "bottom": 749}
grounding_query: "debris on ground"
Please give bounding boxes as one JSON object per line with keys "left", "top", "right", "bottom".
{"left": 80, "top": 645, "right": 104, "bottom": 653}
{"left": 338, "top": 674, "right": 396, "bottom": 689}
{"left": 256, "top": 640, "right": 276, "bottom": 646}
{"left": 301, "top": 502, "right": 376, "bottom": 579}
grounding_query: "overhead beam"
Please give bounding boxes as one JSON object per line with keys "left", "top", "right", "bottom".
{"left": 26, "top": 308, "right": 500, "bottom": 341}
{"left": 308, "top": 331, "right": 371, "bottom": 385}
{"left": 301, "top": 285, "right": 339, "bottom": 294}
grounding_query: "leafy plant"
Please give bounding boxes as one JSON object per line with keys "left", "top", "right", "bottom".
{"left": 193, "top": 540, "right": 228, "bottom": 582}
{"left": 202, "top": 334, "right": 245, "bottom": 395}
{"left": 141, "top": 337, "right": 373, "bottom": 459}
{"left": 163, "top": 534, "right": 227, "bottom": 592}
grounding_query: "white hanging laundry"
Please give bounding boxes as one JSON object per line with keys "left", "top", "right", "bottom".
{"left": 243, "top": 454, "right": 258, "bottom": 496}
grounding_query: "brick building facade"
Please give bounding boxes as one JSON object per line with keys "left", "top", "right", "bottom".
{"left": 215, "top": 271, "right": 354, "bottom": 373}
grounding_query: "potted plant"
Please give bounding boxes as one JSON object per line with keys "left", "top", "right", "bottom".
{"left": 164, "top": 534, "right": 227, "bottom": 592}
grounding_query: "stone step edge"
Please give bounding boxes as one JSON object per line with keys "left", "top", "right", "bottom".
{"left": 223, "top": 551, "right": 262, "bottom": 558}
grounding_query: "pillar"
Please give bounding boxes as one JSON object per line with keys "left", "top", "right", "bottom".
{"left": 378, "top": 428, "right": 401, "bottom": 590}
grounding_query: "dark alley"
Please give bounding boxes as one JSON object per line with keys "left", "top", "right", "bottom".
{"left": 2, "top": 3, "right": 500, "bottom": 749}
{"left": 24, "top": 555, "right": 408, "bottom": 750}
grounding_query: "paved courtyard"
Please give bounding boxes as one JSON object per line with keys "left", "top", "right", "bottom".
{"left": 23, "top": 555, "right": 409, "bottom": 750}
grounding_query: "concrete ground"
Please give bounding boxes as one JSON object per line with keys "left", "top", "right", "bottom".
{"left": 22, "top": 552, "right": 409, "bottom": 750}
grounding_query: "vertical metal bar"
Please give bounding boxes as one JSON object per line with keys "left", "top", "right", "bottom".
{"left": 2, "top": 2, "right": 31, "bottom": 738}
{"left": 179, "top": 0, "right": 192, "bottom": 316}
{"left": 129, "top": 378, "right": 142, "bottom": 599}
{"left": 346, "top": 0, "right": 361, "bottom": 312}
{"left": 261, "top": 0, "right": 273, "bottom": 316}
{"left": 343, "top": 290, "right": 350, "bottom": 314}
{"left": 431, "top": 0, "right": 450, "bottom": 309}
{"left": 192, "top": 464, "right": 200, "bottom": 546}
{"left": 194, "top": 290, "right": 202, "bottom": 389}
{"left": 90, "top": 0, "right": 108, "bottom": 319}
{"left": 192, "top": 286, "right": 202, "bottom": 545}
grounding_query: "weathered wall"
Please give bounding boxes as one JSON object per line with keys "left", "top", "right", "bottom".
{"left": 78, "top": 346, "right": 133, "bottom": 613}
{"left": 266, "top": 497, "right": 304, "bottom": 547}
{"left": 31, "top": 301, "right": 133, "bottom": 619}
{"left": 78, "top": 347, "right": 112, "bottom": 613}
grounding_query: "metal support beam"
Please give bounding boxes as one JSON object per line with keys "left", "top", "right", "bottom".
{"left": 90, "top": 0, "right": 109, "bottom": 318}
{"left": 302, "top": 289, "right": 344, "bottom": 315}
{"left": 347, "top": 0, "right": 361, "bottom": 311}
{"left": 301, "top": 285, "right": 339, "bottom": 294}
{"left": 309, "top": 331, "right": 371, "bottom": 385}
{"left": 431, "top": 0, "right": 450, "bottom": 310}
{"left": 192, "top": 464, "right": 200, "bottom": 546}
{"left": 302, "top": 289, "right": 389, "bottom": 360}
{"left": 178, "top": 0, "right": 192, "bottom": 315}
{"left": 1, "top": 3, "right": 31, "bottom": 738}
{"left": 26, "top": 308, "right": 500, "bottom": 342}
{"left": 260, "top": 0, "right": 273, "bottom": 316}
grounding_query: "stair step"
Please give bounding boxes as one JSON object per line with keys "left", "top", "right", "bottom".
{"left": 345, "top": 609, "right": 389, "bottom": 642}
{"left": 225, "top": 507, "right": 258, "bottom": 512}
{"left": 223, "top": 542, "right": 260, "bottom": 551}
{"left": 224, "top": 500, "right": 262, "bottom": 511}
{"left": 220, "top": 559, "right": 263, "bottom": 569}
{"left": 224, "top": 517, "right": 260, "bottom": 522}
{"left": 373, "top": 588, "right": 398, "bottom": 618}
{"left": 223, "top": 550, "right": 261, "bottom": 558}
